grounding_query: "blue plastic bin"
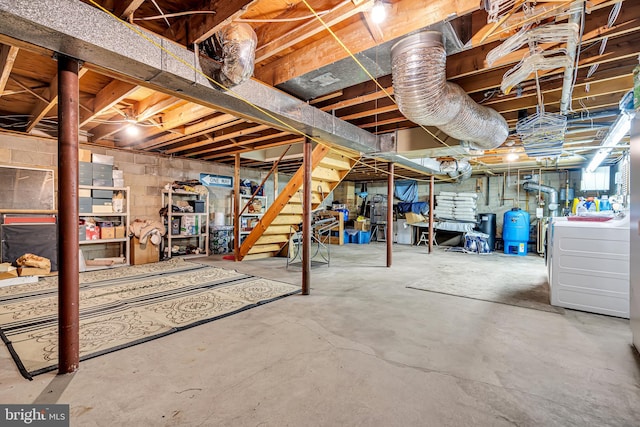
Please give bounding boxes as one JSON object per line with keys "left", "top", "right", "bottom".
{"left": 353, "top": 231, "right": 371, "bottom": 244}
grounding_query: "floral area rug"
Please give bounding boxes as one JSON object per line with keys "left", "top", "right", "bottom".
{"left": 0, "top": 258, "right": 300, "bottom": 379}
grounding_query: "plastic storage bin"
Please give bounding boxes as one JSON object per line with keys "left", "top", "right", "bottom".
{"left": 352, "top": 230, "right": 371, "bottom": 244}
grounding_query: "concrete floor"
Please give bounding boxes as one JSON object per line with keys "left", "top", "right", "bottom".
{"left": 1, "top": 243, "right": 639, "bottom": 426}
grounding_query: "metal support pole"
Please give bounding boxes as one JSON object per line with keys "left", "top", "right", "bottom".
{"left": 57, "top": 54, "right": 80, "bottom": 374}
{"left": 386, "top": 162, "right": 394, "bottom": 267}
{"left": 233, "top": 153, "right": 240, "bottom": 261}
{"left": 429, "top": 175, "right": 435, "bottom": 254}
{"left": 302, "top": 137, "right": 312, "bottom": 295}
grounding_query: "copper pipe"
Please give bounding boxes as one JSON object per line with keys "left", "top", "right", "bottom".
{"left": 302, "top": 137, "right": 312, "bottom": 295}
{"left": 429, "top": 175, "right": 434, "bottom": 254}
{"left": 233, "top": 153, "right": 240, "bottom": 261}
{"left": 386, "top": 162, "right": 394, "bottom": 267}
{"left": 57, "top": 54, "right": 80, "bottom": 374}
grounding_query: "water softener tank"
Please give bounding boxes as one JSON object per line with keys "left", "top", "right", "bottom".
{"left": 503, "top": 208, "right": 530, "bottom": 256}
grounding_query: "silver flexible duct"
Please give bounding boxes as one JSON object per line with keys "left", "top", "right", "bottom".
{"left": 391, "top": 31, "right": 509, "bottom": 150}
{"left": 440, "top": 159, "right": 472, "bottom": 180}
{"left": 202, "top": 23, "right": 257, "bottom": 88}
{"left": 407, "top": 157, "right": 472, "bottom": 181}
{"left": 523, "top": 182, "right": 559, "bottom": 217}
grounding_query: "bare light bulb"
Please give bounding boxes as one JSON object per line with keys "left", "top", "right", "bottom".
{"left": 506, "top": 152, "right": 519, "bottom": 162}
{"left": 370, "top": 1, "right": 386, "bottom": 24}
{"left": 125, "top": 124, "right": 139, "bottom": 137}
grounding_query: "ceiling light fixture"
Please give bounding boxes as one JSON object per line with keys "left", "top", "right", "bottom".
{"left": 370, "top": 0, "right": 387, "bottom": 24}
{"left": 125, "top": 124, "right": 139, "bottom": 137}
{"left": 585, "top": 112, "right": 631, "bottom": 172}
{"left": 506, "top": 152, "right": 519, "bottom": 162}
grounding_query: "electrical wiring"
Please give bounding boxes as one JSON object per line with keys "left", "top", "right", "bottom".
{"left": 134, "top": 11, "right": 216, "bottom": 21}
{"left": 299, "top": 0, "right": 464, "bottom": 159}
{"left": 86, "top": 1, "right": 444, "bottom": 183}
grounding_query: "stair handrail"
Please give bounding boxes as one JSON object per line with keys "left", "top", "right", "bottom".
{"left": 239, "top": 144, "right": 292, "bottom": 216}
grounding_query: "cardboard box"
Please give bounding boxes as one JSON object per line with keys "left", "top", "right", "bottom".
{"left": 405, "top": 212, "right": 427, "bottom": 225}
{"left": 0, "top": 263, "right": 18, "bottom": 280}
{"left": 79, "top": 188, "right": 92, "bottom": 198}
{"left": 93, "top": 205, "right": 113, "bottom": 214}
{"left": 112, "top": 169, "right": 124, "bottom": 179}
{"left": 114, "top": 225, "right": 125, "bottom": 238}
{"left": 92, "top": 153, "right": 114, "bottom": 165}
{"left": 130, "top": 237, "right": 159, "bottom": 265}
{"left": 79, "top": 148, "right": 92, "bottom": 162}
{"left": 100, "top": 227, "right": 115, "bottom": 239}
{"left": 354, "top": 219, "right": 370, "bottom": 231}
{"left": 18, "top": 266, "right": 51, "bottom": 276}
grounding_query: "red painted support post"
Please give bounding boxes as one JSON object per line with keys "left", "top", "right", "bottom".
{"left": 302, "top": 137, "right": 312, "bottom": 295}
{"left": 234, "top": 153, "right": 240, "bottom": 261}
{"left": 387, "top": 162, "right": 394, "bottom": 267}
{"left": 57, "top": 54, "right": 80, "bottom": 374}
{"left": 429, "top": 175, "right": 435, "bottom": 254}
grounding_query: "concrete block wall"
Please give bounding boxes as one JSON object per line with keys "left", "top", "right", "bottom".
{"left": 0, "top": 132, "right": 277, "bottom": 227}
{"left": 346, "top": 168, "right": 583, "bottom": 238}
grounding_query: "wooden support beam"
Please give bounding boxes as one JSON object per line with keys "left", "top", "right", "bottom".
{"left": 134, "top": 93, "right": 183, "bottom": 122}
{"left": 79, "top": 80, "right": 138, "bottom": 127}
{"left": 188, "top": 0, "right": 257, "bottom": 45}
{"left": 0, "top": 44, "right": 19, "bottom": 96}
{"left": 26, "top": 74, "right": 58, "bottom": 133}
{"left": 115, "top": 0, "right": 145, "bottom": 20}
{"left": 255, "top": 0, "right": 481, "bottom": 86}
{"left": 254, "top": 0, "right": 373, "bottom": 63}
{"left": 167, "top": 124, "right": 271, "bottom": 155}
{"left": 132, "top": 109, "right": 233, "bottom": 149}
{"left": 361, "top": 9, "right": 385, "bottom": 43}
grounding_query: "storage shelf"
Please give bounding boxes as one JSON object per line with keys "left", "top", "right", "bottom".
{"left": 80, "top": 237, "right": 128, "bottom": 244}
{"left": 162, "top": 187, "right": 209, "bottom": 259}
{"left": 167, "top": 233, "right": 207, "bottom": 239}
{"left": 79, "top": 185, "right": 128, "bottom": 191}
{"left": 79, "top": 185, "right": 130, "bottom": 269}
{"left": 168, "top": 212, "right": 207, "bottom": 216}
{"left": 80, "top": 212, "right": 128, "bottom": 217}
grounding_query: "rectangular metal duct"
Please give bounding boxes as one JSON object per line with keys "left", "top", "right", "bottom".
{"left": 0, "top": 0, "right": 441, "bottom": 175}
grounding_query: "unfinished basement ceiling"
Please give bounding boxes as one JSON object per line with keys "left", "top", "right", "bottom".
{"left": 0, "top": 0, "right": 637, "bottom": 181}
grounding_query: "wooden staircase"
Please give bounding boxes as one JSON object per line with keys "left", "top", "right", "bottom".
{"left": 237, "top": 144, "right": 358, "bottom": 261}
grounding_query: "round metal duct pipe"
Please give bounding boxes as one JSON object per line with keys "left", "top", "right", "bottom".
{"left": 391, "top": 31, "right": 509, "bottom": 150}
{"left": 201, "top": 23, "right": 258, "bottom": 88}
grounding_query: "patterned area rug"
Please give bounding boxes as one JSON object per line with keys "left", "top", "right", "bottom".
{"left": 0, "top": 259, "right": 300, "bottom": 379}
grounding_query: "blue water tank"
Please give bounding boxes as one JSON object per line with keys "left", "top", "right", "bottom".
{"left": 503, "top": 208, "right": 530, "bottom": 255}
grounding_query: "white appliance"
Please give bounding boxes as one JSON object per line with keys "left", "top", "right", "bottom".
{"left": 630, "top": 116, "right": 640, "bottom": 349}
{"left": 547, "top": 216, "right": 630, "bottom": 318}
{"left": 394, "top": 219, "right": 412, "bottom": 244}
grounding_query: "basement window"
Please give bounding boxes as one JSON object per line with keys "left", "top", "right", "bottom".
{"left": 580, "top": 167, "right": 610, "bottom": 191}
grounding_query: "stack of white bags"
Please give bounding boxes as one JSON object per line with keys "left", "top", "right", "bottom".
{"left": 434, "top": 191, "right": 478, "bottom": 222}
